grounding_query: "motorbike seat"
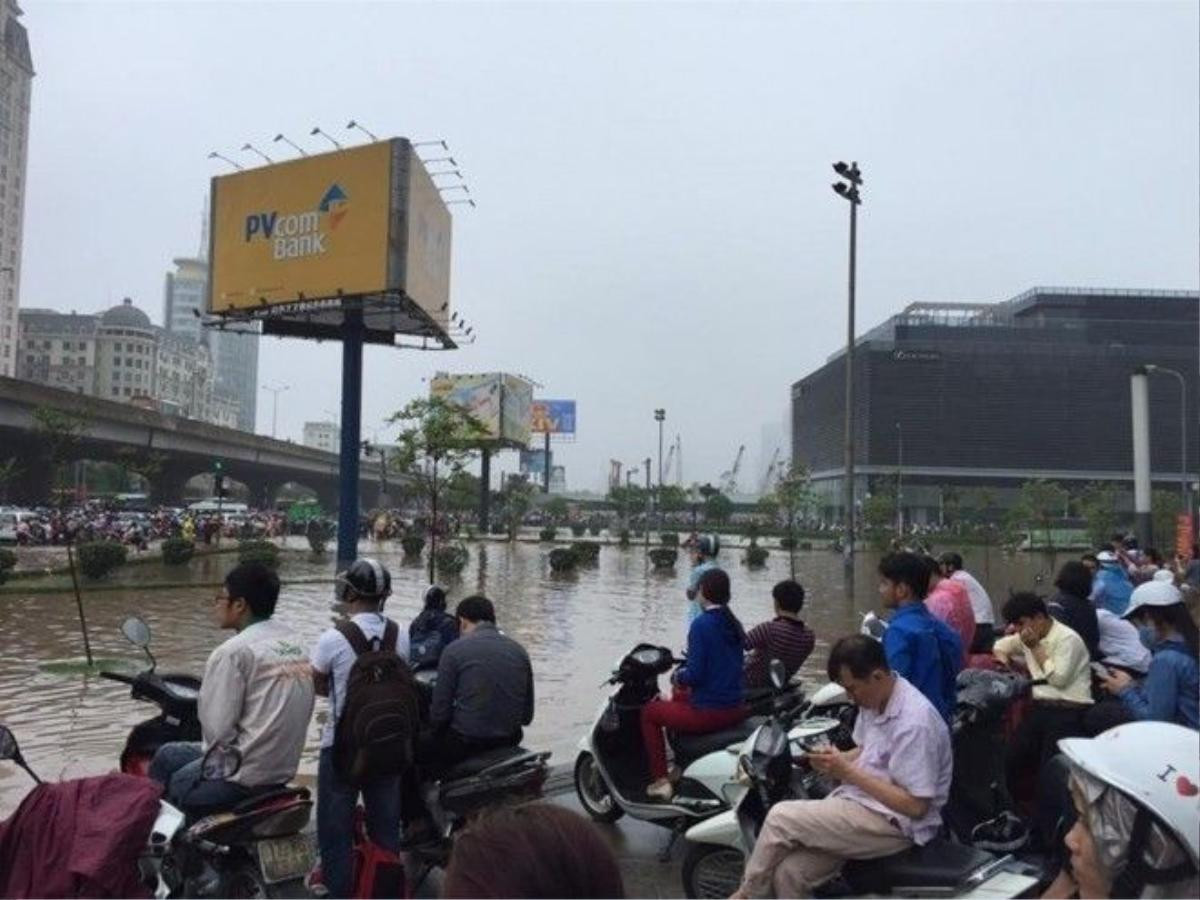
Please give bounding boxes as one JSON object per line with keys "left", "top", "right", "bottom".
{"left": 441, "top": 745, "right": 529, "bottom": 782}
{"left": 842, "top": 837, "right": 995, "bottom": 893}
{"left": 229, "top": 785, "right": 308, "bottom": 814}
{"left": 670, "top": 716, "right": 765, "bottom": 766}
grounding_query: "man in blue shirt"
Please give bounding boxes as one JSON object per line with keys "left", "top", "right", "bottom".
{"left": 877, "top": 552, "right": 963, "bottom": 720}
{"left": 1090, "top": 551, "right": 1134, "bottom": 617}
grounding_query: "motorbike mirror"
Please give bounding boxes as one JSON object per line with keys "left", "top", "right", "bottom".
{"left": 120, "top": 616, "right": 152, "bottom": 648}
{"left": 201, "top": 744, "right": 243, "bottom": 781}
{"left": 0, "top": 724, "right": 18, "bottom": 761}
{"left": 769, "top": 659, "right": 787, "bottom": 691}
{"left": 0, "top": 724, "right": 42, "bottom": 784}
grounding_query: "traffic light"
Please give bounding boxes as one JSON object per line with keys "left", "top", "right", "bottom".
{"left": 214, "top": 474, "right": 225, "bottom": 498}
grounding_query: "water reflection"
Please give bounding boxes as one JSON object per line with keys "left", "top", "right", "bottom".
{"left": 0, "top": 539, "right": 1059, "bottom": 813}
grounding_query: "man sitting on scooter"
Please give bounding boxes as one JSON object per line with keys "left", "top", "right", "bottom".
{"left": 148, "top": 562, "right": 315, "bottom": 816}
{"left": 733, "top": 635, "right": 953, "bottom": 899}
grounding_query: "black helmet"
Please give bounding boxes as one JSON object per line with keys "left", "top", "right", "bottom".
{"left": 336, "top": 557, "right": 392, "bottom": 603}
{"left": 423, "top": 584, "right": 447, "bottom": 610}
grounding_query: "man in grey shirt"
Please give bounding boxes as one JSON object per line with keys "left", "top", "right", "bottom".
{"left": 428, "top": 594, "right": 534, "bottom": 766}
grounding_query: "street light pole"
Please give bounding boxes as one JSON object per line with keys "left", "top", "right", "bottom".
{"left": 261, "top": 383, "right": 289, "bottom": 439}
{"left": 1145, "top": 365, "right": 1190, "bottom": 526}
{"left": 654, "top": 409, "right": 665, "bottom": 526}
{"left": 832, "top": 161, "right": 863, "bottom": 564}
{"left": 895, "top": 421, "right": 903, "bottom": 535}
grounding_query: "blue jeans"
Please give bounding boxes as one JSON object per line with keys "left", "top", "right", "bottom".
{"left": 149, "top": 741, "right": 251, "bottom": 815}
{"left": 317, "top": 746, "right": 403, "bottom": 899}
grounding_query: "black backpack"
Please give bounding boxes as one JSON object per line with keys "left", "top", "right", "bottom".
{"left": 332, "top": 620, "right": 420, "bottom": 785}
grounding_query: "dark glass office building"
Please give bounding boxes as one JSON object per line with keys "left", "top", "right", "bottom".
{"left": 791, "top": 287, "right": 1199, "bottom": 523}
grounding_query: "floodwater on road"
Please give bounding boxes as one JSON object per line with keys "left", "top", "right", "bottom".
{"left": 0, "top": 537, "right": 1061, "bottom": 814}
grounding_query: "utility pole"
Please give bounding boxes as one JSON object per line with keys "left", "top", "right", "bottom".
{"left": 832, "top": 161, "right": 863, "bottom": 564}
{"left": 261, "top": 383, "right": 289, "bottom": 439}
{"left": 654, "top": 409, "right": 665, "bottom": 526}
{"left": 1145, "top": 365, "right": 1191, "bottom": 531}
{"left": 895, "top": 421, "right": 903, "bottom": 535}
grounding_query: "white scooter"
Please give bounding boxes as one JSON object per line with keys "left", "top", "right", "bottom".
{"left": 574, "top": 644, "right": 850, "bottom": 859}
{"left": 679, "top": 676, "right": 1042, "bottom": 899}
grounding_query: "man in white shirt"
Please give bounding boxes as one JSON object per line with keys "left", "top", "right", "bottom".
{"left": 149, "top": 562, "right": 314, "bottom": 816}
{"left": 939, "top": 552, "right": 996, "bottom": 652}
{"left": 311, "top": 558, "right": 416, "bottom": 899}
{"left": 733, "top": 635, "right": 952, "bottom": 898}
{"left": 993, "top": 591, "right": 1092, "bottom": 798}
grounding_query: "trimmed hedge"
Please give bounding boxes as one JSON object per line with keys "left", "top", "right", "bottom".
{"left": 570, "top": 541, "right": 601, "bottom": 564}
{"left": 648, "top": 548, "right": 678, "bottom": 570}
{"left": 539, "top": 527, "right": 558, "bottom": 542}
{"left": 0, "top": 547, "right": 15, "bottom": 584}
{"left": 435, "top": 545, "right": 469, "bottom": 576}
{"left": 238, "top": 539, "right": 280, "bottom": 569}
{"left": 549, "top": 547, "right": 579, "bottom": 572}
{"left": 745, "top": 543, "right": 769, "bottom": 568}
{"left": 77, "top": 541, "right": 128, "bottom": 580}
{"left": 618, "top": 529, "right": 631, "bottom": 547}
{"left": 659, "top": 532, "right": 680, "bottom": 547}
{"left": 161, "top": 538, "right": 195, "bottom": 566}
{"left": 570, "top": 523, "right": 587, "bottom": 537}
{"left": 401, "top": 534, "right": 426, "bottom": 557}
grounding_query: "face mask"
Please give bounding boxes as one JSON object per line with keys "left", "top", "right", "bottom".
{"left": 1137, "top": 624, "right": 1157, "bottom": 650}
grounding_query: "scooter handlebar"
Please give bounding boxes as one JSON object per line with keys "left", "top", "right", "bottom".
{"left": 99, "top": 671, "right": 137, "bottom": 686}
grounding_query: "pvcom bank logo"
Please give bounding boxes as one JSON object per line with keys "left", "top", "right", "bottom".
{"left": 244, "top": 183, "right": 349, "bottom": 260}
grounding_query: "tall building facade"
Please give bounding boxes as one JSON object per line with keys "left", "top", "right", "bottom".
{"left": 0, "top": 2, "right": 32, "bottom": 377}
{"left": 164, "top": 255, "right": 259, "bottom": 432}
{"left": 791, "top": 287, "right": 1199, "bottom": 523}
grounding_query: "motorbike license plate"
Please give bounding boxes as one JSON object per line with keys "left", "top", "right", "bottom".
{"left": 255, "top": 833, "right": 315, "bottom": 884}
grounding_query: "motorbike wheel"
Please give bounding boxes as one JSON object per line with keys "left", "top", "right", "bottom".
{"left": 682, "top": 842, "right": 745, "bottom": 899}
{"left": 221, "top": 863, "right": 269, "bottom": 900}
{"left": 574, "top": 752, "right": 624, "bottom": 823}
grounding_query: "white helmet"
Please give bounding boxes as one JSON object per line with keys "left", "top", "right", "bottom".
{"left": 1059, "top": 723, "right": 1199, "bottom": 891}
{"left": 1152, "top": 569, "right": 1176, "bottom": 583}
{"left": 1122, "top": 580, "right": 1183, "bottom": 620}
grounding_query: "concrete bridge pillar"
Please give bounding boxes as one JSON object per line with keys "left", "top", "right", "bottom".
{"left": 150, "top": 465, "right": 190, "bottom": 507}
{"left": 10, "top": 453, "right": 52, "bottom": 506}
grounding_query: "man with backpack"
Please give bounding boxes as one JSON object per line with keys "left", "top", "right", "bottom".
{"left": 310, "top": 558, "right": 421, "bottom": 899}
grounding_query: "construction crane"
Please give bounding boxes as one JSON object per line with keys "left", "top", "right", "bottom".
{"left": 662, "top": 438, "right": 678, "bottom": 484}
{"left": 719, "top": 445, "right": 745, "bottom": 496}
{"left": 758, "top": 446, "right": 782, "bottom": 495}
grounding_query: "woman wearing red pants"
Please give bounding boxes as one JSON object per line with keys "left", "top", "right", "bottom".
{"left": 641, "top": 567, "right": 748, "bottom": 801}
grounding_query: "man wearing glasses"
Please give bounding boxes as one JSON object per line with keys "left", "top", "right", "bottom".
{"left": 149, "top": 562, "right": 314, "bottom": 814}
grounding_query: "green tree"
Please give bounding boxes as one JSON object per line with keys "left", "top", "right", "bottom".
{"left": 115, "top": 448, "right": 166, "bottom": 494}
{"left": 658, "top": 484, "right": 687, "bottom": 515}
{"left": 499, "top": 476, "right": 536, "bottom": 539}
{"left": 608, "top": 484, "right": 647, "bottom": 524}
{"left": 1152, "top": 489, "right": 1183, "bottom": 554}
{"left": 32, "top": 406, "right": 91, "bottom": 505}
{"left": 703, "top": 491, "right": 734, "bottom": 526}
{"left": 1009, "top": 479, "right": 1069, "bottom": 553}
{"left": 389, "top": 396, "right": 489, "bottom": 579}
{"left": 1076, "top": 482, "right": 1119, "bottom": 550}
{"left": 771, "top": 462, "right": 817, "bottom": 579}
{"left": 941, "top": 486, "right": 961, "bottom": 532}
{"left": 0, "top": 456, "right": 20, "bottom": 504}
{"left": 862, "top": 489, "right": 898, "bottom": 551}
{"left": 544, "top": 495, "right": 569, "bottom": 524}
{"left": 442, "top": 469, "right": 481, "bottom": 515}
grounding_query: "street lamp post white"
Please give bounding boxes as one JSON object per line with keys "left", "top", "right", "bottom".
{"left": 261, "top": 383, "right": 289, "bottom": 439}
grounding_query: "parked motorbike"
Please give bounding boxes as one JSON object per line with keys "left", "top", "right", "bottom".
{"left": 574, "top": 644, "right": 845, "bottom": 859}
{"left": 99, "top": 616, "right": 315, "bottom": 898}
{"left": 680, "top": 669, "right": 1041, "bottom": 899}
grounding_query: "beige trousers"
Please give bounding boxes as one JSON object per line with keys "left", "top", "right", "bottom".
{"left": 739, "top": 796, "right": 912, "bottom": 898}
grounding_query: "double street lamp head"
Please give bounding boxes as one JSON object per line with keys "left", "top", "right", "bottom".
{"left": 832, "top": 160, "right": 864, "bottom": 204}
{"left": 654, "top": 409, "right": 666, "bottom": 422}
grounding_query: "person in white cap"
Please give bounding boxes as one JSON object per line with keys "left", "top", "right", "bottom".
{"left": 1098, "top": 580, "right": 1199, "bottom": 729}
{"left": 1041, "top": 722, "right": 1198, "bottom": 899}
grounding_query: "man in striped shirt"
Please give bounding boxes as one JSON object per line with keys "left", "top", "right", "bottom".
{"left": 744, "top": 580, "right": 816, "bottom": 688}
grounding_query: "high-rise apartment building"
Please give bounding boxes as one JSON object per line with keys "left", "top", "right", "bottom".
{"left": 164, "top": 255, "right": 259, "bottom": 432}
{"left": 0, "top": 2, "right": 32, "bottom": 377}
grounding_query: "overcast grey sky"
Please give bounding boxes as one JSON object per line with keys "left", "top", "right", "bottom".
{"left": 21, "top": 1, "right": 1200, "bottom": 492}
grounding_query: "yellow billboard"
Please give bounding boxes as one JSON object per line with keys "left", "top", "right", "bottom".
{"left": 208, "top": 139, "right": 452, "bottom": 335}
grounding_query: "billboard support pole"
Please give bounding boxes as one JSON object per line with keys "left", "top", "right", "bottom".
{"left": 480, "top": 448, "right": 491, "bottom": 536}
{"left": 543, "top": 432, "right": 551, "bottom": 494}
{"left": 336, "top": 305, "right": 365, "bottom": 568}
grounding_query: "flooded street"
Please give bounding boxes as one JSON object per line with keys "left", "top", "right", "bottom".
{"left": 0, "top": 538, "right": 1058, "bottom": 813}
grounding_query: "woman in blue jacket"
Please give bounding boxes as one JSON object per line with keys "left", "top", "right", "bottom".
{"left": 641, "top": 567, "right": 748, "bottom": 801}
{"left": 1101, "top": 579, "right": 1199, "bottom": 730}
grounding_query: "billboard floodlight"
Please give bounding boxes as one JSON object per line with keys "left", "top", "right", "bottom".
{"left": 424, "top": 157, "right": 457, "bottom": 167}
{"left": 272, "top": 134, "right": 308, "bottom": 157}
{"left": 207, "top": 151, "right": 244, "bottom": 171}
{"left": 413, "top": 140, "right": 449, "bottom": 150}
{"left": 346, "top": 120, "right": 379, "bottom": 142}
{"left": 240, "top": 143, "right": 274, "bottom": 165}
{"left": 310, "top": 127, "right": 343, "bottom": 150}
